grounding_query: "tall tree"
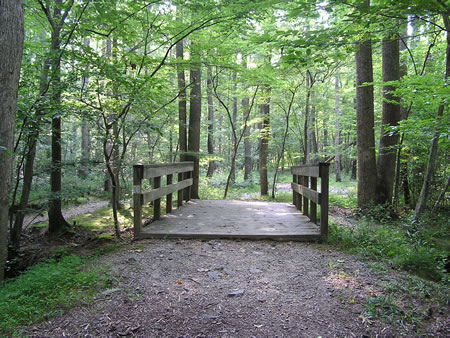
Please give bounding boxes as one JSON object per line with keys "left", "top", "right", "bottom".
{"left": 334, "top": 71, "right": 342, "bottom": 182}
{"left": 242, "top": 57, "right": 252, "bottom": 181}
{"left": 259, "top": 86, "right": 271, "bottom": 195}
{"left": 0, "top": 0, "right": 24, "bottom": 280}
{"left": 45, "top": 0, "right": 73, "bottom": 233}
{"left": 188, "top": 41, "right": 202, "bottom": 199}
{"left": 414, "top": 13, "right": 450, "bottom": 218}
{"left": 376, "top": 34, "right": 401, "bottom": 204}
{"left": 355, "top": 0, "right": 377, "bottom": 208}
{"left": 79, "top": 38, "right": 90, "bottom": 179}
{"left": 176, "top": 38, "right": 187, "bottom": 162}
{"left": 206, "top": 65, "right": 216, "bottom": 177}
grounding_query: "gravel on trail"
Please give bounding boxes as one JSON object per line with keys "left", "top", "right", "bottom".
{"left": 22, "top": 238, "right": 421, "bottom": 337}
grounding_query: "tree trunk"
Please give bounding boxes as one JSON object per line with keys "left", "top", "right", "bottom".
{"left": 242, "top": 59, "right": 252, "bottom": 181}
{"left": 230, "top": 71, "right": 238, "bottom": 183}
{"left": 79, "top": 120, "right": 90, "bottom": 178}
{"left": 48, "top": 3, "right": 69, "bottom": 233}
{"left": 176, "top": 39, "right": 187, "bottom": 162}
{"left": 79, "top": 39, "right": 90, "bottom": 179}
{"left": 334, "top": 71, "right": 342, "bottom": 182}
{"left": 0, "top": 0, "right": 24, "bottom": 280}
{"left": 188, "top": 43, "right": 201, "bottom": 199}
{"left": 259, "top": 88, "right": 270, "bottom": 195}
{"left": 271, "top": 88, "right": 296, "bottom": 198}
{"left": 376, "top": 35, "right": 401, "bottom": 205}
{"left": 206, "top": 66, "right": 216, "bottom": 177}
{"left": 310, "top": 105, "right": 318, "bottom": 160}
{"left": 393, "top": 22, "right": 409, "bottom": 209}
{"left": 355, "top": 0, "right": 377, "bottom": 208}
{"left": 304, "top": 70, "right": 311, "bottom": 163}
{"left": 414, "top": 14, "right": 449, "bottom": 218}
{"left": 11, "top": 54, "right": 50, "bottom": 250}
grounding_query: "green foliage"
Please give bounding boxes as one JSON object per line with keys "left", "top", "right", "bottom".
{"left": 363, "top": 295, "right": 409, "bottom": 324}
{"left": 329, "top": 213, "right": 449, "bottom": 281}
{"left": 0, "top": 256, "right": 107, "bottom": 335}
{"left": 329, "top": 193, "right": 357, "bottom": 209}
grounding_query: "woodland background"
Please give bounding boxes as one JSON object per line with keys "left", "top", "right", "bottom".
{"left": 0, "top": 0, "right": 449, "bottom": 293}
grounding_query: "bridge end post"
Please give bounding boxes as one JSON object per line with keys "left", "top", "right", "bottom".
{"left": 133, "top": 165, "right": 144, "bottom": 239}
{"left": 319, "top": 162, "right": 330, "bottom": 242}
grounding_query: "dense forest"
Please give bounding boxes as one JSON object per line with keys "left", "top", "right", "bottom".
{"left": 0, "top": 0, "right": 449, "bottom": 335}
{"left": 0, "top": 0, "right": 449, "bottom": 283}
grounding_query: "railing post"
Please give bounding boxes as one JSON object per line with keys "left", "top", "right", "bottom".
{"left": 292, "top": 174, "right": 298, "bottom": 208}
{"left": 153, "top": 176, "right": 161, "bottom": 220}
{"left": 166, "top": 174, "right": 173, "bottom": 214}
{"left": 184, "top": 171, "right": 191, "bottom": 201}
{"left": 133, "top": 165, "right": 144, "bottom": 239}
{"left": 320, "top": 163, "right": 330, "bottom": 242}
{"left": 303, "top": 175, "right": 309, "bottom": 217}
{"left": 177, "top": 172, "right": 183, "bottom": 207}
{"left": 310, "top": 176, "right": 317, "bottom": 224}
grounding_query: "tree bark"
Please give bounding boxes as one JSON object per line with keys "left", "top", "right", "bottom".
{"left": 334, "top": 72, "right": 342, "bottom": 182}
{"left": 303, "top": 70, "right": 311, "bottom": 163}
{"left": 188, "top": 43, "right": 201, "bottom": 199}
{"left": 79, "top": 38, "right": 90, "bottom": 179}
{"left": 11, "top": 54, "right": 50, "bottom": 250}
{"left": 242, "top": 58, "right": 252, "bottom": 181}
{"left": 0, "top": 0, "right": 24, "bottom": 280}
{"left": 376, "top": 35, "right": 401, "bottom": 205}
{"left": 355, "top": 0, "right": 377, "bottom": 208}
{"left": 393, "top": 22, "right": 409, "bottom": 209}
{"left": 79, "top": 120, "right": 90, "bottom": 178}
{"left": 176, "top": 39, "right": 187, "bottom": 162}
{"left": 259, "top": 87, "right": 270, "bottom": 195}
{"left": 230, "top": 71, "right": 238, "bottom": 183}
{"left": 48, "top": 1, "right": 70, "bottom": 233}
{"left": 414, "top": 14, "right": 449, "bottom": 218}
{"left": 206, "top": 66, "right": 216, "bottom": 177}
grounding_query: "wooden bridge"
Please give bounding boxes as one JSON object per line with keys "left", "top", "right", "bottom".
{"left": 133, "top": 162, "right": 329, "bottom": 242}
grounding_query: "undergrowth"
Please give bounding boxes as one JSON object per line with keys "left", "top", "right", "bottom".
{"left": 329, "top": 211, "right": 449, "bottom": 282}
{"left": 0, "top": 255, "right": 109, "bottom": 336}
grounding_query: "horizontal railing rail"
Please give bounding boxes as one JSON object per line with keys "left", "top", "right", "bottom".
{"left": 133, "top": 162, "right": 194, "bottom": 238}
{"left": 291, "top": 162, "right": 330, "bottom": 241}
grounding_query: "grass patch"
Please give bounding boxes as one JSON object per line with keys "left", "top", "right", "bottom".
{"left": 0, "top": 255, "right": 108, "bottom": 336}
{"left": 329, "top": 214, "right": 449, "bottom": 282}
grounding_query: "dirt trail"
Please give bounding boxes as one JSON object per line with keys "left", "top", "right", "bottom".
{"left": 22, "top": 239, "right": 431, "bottom": 337}
{"left": 22, "top": 199, "right": 109, "bottom": 228}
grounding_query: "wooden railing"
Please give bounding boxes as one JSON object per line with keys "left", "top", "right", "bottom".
{"left": 133, "top": 162, "right": 194, "bottom": 238}
{"left": 291, "top": 162, "right": 330, "bottom": 241}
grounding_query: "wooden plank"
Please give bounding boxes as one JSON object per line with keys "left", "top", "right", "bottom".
{"left": 291, "top": 165, "right": 320, "bottom": 177}
{"left": 142, "top": 162, "right": 194, "bottom": 179}
{"left": 292, "top": 175, "right": 298, "bottom": 208}
{"left": 143, "top": 178, "right": 193, "bottom": 204}
{"left": 310, "top": 177, "right": 317, "bottom": 223}
{"left": 184, "top": 171, "right": 191, "bottom": 201}
{"left": 291, "top": 182, "right": 320, "bottom": 204}
{"left": 133, "top": 165, "right": 144, "bottom": 238}
{"left": 153, "top": 176, "right": 161, "bottom": 221}
{"left": 166, "top": 174, "right": 173, "bottom": 214}
{"left": 302, "top": 176, "right": 309, "bottom": 217}
{"left": 138, "top": 232, "right": 321, "bottom": 242}
{"left": 319, "top": 163, "right": 330, "bottom": 242}
{"left": 177, "top": 173, "right": 183, "bottom": 207}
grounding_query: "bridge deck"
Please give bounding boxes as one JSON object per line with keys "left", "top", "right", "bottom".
{"left": 139, "top": 199, "right": 321, "bottom": 241}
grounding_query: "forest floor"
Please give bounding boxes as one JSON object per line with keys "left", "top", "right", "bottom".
{"left": 14, "top": 184, "right": 449, "bottom": 337}
{"left": 22, "top": 199, "right": 109, "bottom": 229}
{"left": 21, "top": 238, "right": 448, "bottom": 337}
